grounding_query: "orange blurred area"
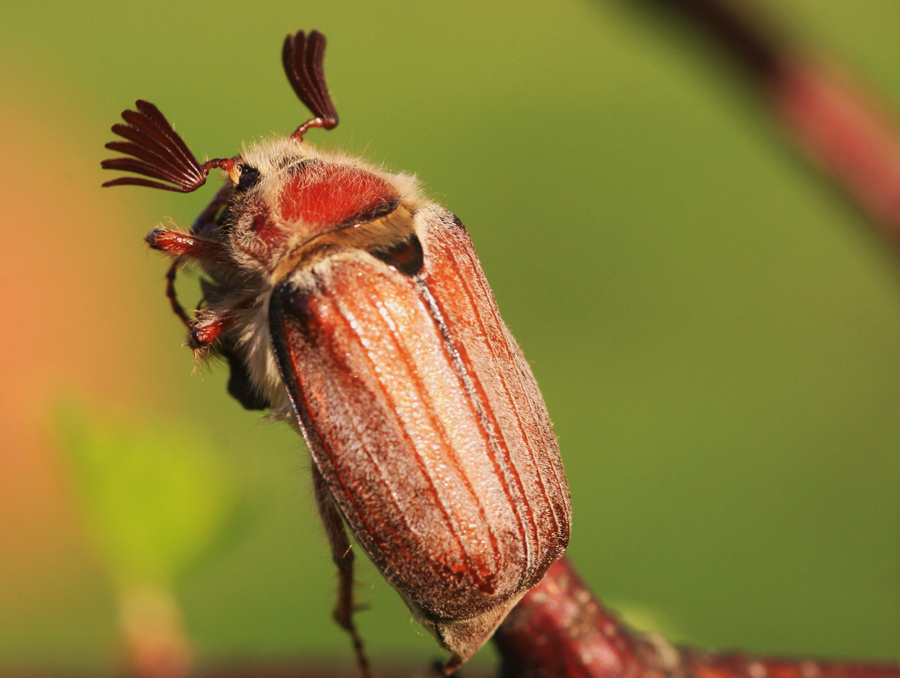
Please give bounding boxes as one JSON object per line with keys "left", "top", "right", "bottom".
{"left": 0, "top": 100, "right": 163, "bottom": 620}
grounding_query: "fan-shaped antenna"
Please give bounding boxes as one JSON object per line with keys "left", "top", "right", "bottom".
{"left": 283, "top": 29, "right": 339, "bottom": 140}
{"left": 102, "top": 100, "right": 233, "bottom": 192}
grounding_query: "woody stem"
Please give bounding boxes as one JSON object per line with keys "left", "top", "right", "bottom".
{"left": 625, "top": 0, "right": 900, "bottom": 251}
{"left": 494, "top": 557, "right": 900, "bottom": 678}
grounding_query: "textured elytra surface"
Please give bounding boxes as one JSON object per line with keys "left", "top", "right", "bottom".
{"left": 270, "top": 206, "right": 571, "bottom": 610}
{"left": 270, "top": 206, "right": 570, "bottom": 660}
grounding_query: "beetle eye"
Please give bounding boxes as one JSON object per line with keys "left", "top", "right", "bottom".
{"left": 235, "top": 164, "right": 261, "bottom": 194}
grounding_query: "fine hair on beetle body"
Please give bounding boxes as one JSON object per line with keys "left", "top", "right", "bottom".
{"left": 103, "top": 29, "right": 571, "bottom": 677}
{"left": 187, "top": 137, "right": 428, "bottom": 421}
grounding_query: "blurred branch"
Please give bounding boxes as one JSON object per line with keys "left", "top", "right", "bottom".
{"left": 625, "top": 0, "right": 900, "bottom": 250}
{"left": 7, "top": 570, "right": 898, "bottom": 678}
{"left": 494, "top": 557, "right": 900, "bottom": 678}
{"left": 491, "top": 0, "right": 900, "bottom": 674}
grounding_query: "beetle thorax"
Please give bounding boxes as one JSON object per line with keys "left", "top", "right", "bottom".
{"left": 194, "top": 138, "right": 426, "bottom": 420}
{"left": 222, "top": 138, "right": 424, "bottom": 282}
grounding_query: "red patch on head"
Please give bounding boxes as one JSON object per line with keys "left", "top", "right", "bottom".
{"left": 279, "top": 163, "right": 398, "bottom": 229}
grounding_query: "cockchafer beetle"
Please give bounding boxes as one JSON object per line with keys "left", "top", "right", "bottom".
{"left": 102, "top": 29, "right": 571, "bottom": 675}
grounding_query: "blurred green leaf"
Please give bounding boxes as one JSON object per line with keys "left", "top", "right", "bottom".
{"left": 57, "top": 402, "right": 239, "bottom": 590}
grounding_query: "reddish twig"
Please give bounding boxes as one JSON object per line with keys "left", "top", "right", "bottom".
{"left": 494, "top": 557, "right": 900, "bottom": 678}
{"left": 495, "top": 557, "right": 669, "bottom": 678}
{"left": 774, "top": 63, "right": 900, "bottom": 242}
{"left": 493, "top": 7, "right": 900, "bottom": 669}
{"left": 627, "top": 0, "right": 900, "bottom": 247}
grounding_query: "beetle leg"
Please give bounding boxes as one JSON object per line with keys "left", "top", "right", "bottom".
{"left": 146, "top": 228, "right": 229, "bottom": 262}
{"left": 312, "top": 464, "right": 374, "bottom": 678}
{"left": 188, "top": 296, "right": 257, "bottom": 350}
{"left": 188, "top": 313, "right": 232, "bottom": 350}
{"left": 164, "top": 258, "right": 192, "bottom": 329}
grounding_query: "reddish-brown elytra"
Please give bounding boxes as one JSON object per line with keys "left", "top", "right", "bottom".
{"left": 103, "top": 29, "right": 571, "bottom": 676}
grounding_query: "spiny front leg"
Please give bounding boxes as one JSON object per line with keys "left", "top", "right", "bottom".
{"left": 145, "top": 183, "right": 232, "bottom": 262}
{"left": 146, "top": 228, "right": 229, "bottom": 262}
{"left": 149, "top": 229, "right": 232, "bottom": 331}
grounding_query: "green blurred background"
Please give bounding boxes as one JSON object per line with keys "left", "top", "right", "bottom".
{"left": 2, "top": 0, "right": 899, "bottom": 674}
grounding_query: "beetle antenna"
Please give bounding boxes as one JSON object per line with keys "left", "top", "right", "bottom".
{"left": 283, "top": 29, "right": 339, "bottom": 140}
{"left": 102, "top": 100, "right": 234, "bottom": 192}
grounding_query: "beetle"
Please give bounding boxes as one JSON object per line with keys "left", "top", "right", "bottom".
{"left": 102, "top": 29, "right": 571, "bottom": 675}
